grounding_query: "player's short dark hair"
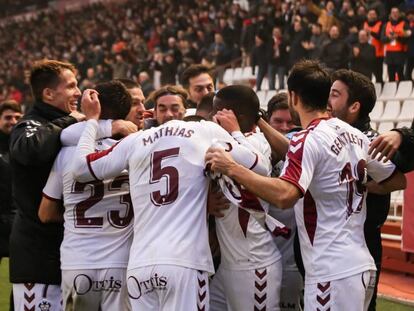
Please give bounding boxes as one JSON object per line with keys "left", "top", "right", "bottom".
{"left": 267, "top": 93, "right": 289, "bottom": 117}
{"left": 116, "top": 78, "right": 141, "bottom": 90}
{"left": 181, "top": 64, "right": 214, "bottom": 89}
{"left": 149, "top": 85, "right": 188, "bottom": 110}
{"left": 331, "top": 69, "right": 376, "bottom": 118}
{"left": 95, "top": 81, "right": 132, "bottom": 120}
{"left": 0, "top": 100, "right": 22, "bottom": 116}
{"left": 287, "top": 60, "right": 330, "bottom": 111}
{"left": 197, "top": 92, "right": 215, "bottom": 115}
{"left": 30, "top": 59, "right": 76, "bottom": 102}
{"left": 214, "top": 85, "right": 259, "bottom": 130}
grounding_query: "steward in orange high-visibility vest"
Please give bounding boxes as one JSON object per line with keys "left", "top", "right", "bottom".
{"left": 364, "top": 9, "right": 385, "bottom": 82}
{"left": 364, "top": 20, "right": 384, "bottom": 57}
{"left": 381, "top": 7, "right": 409, "bottom": 81}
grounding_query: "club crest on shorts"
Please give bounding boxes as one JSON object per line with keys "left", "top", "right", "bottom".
{"left": 38, "top": 299, "right": 51, "bottom": 311}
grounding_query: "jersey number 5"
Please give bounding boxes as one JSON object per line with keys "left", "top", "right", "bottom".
{"left": 150, "top": 147, "right": 180, "bottom": 206}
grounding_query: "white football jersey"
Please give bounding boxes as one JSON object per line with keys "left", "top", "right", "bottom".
{"left": 279, "top": 117, "right": 395, "bottom": 284}
{"left": 215, "top": 132, "right": 282, "bottom": 270}
{"left": 71, "top": 120, "right": 268, "bottom": 274}
{"left": 43, "top": 138, "right": 133, "bottom": 270}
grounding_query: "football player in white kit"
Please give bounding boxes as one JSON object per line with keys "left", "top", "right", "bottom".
{"left": 205, "top": 60, "right": 406, "bottom": 311}
{"left": 38, "top": 81, "right": 136, "bottom": 310}
{"left": 70, "top": 86, "right": 270, "bottom": 311}
{"left": 208, "top": 86, "right": 284, "bottom": 311}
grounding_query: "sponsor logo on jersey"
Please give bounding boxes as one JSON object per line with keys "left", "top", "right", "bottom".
{"left": 128, "top": 273, "right": 168, "bottom": 299}
{"left": 73, "top": 274, "right": 123, "bottom": 295}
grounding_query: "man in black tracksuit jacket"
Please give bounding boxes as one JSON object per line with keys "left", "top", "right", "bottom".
{"left": 9, "top": 60, "right": 84, "bottom": 310}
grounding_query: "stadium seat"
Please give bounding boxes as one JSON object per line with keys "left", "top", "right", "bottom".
{"left": 378, "top": 82, "right": 397, "bottom": 101}
{"left": 233, "top": 67, "right": 244, "bottom": 84}
{"left": 397, "top": 100, "right": 414, "bottom": 122}
{"left": 223, "top": 68, "right": 234, "bottom": 85}
{"left": 374, "top": 82, "right": 382, "bottom": 99}
{"left": 261, "top": 78, "right": 269, "bottom": 91}
{"left": 396, "top": 121, "right": 412, "bottom": 128}
{"left": 377, "top": 121, "right": 394, "bottom": 133}
{"left": 395, "top": 81, "right": 413, "bottom": 100}
{"left": 241, "top": 66, "right": 256, "bottom": 82}
{"left": 369, "top": 101, "right": 384, "bottom": 122}
{"left": 265, "top": 90, "right": 277, "bottom": 106}
{"left": 257, "top": 90, "right": 267, "bottom": 109}
{"left": 380, "top": 100, "right": 400, "bottom": 122}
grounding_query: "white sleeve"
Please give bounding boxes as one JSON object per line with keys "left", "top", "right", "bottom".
{"left": 367, "top": 155, "right": 396, "bottom": 183}
{"left": 60, "top": 120, "right": 113, "bottom": 146}
{"left": 208, "top": 122, "right": 269, "bottom": 176}
{"left": 231, "top": 131, "right": 262, "bottom": 153}
{"left": 280, "top": 132, "right": 319, "bottom": 195}
{"left": 71, "top": 119, "right": 135, "bottom": 182}
{"left": 43, "top": 153, "right": 64, "bottom": 200}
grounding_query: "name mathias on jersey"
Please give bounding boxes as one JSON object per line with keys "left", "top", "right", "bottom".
{"left": 142, "top": 125, "right": 195, "bottom": 146}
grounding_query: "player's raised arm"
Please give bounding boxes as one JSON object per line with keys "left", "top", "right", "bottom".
{"left": 366, "top": 150, "right": 406, "bottom": 195}
{"left": 71, "top": 90, "right": 135, "bottom": 182}
{"left": 60, "top": 119, "right": 138, "bottom": 146}
{"left": 257, "top": 117, "right": 290, "bottom": 161}
{"left": 208, "top": 121, "right": 270, "bottom": 176}
{"left": 205, "top": 147, "right": 300, "bottom": 209}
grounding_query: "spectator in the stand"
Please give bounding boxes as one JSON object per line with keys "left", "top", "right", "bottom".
{"left": 305, "top": 23, "right": 329, "bottom": 60}
{"left": 339, "top": 3, "right": 359, "bottom": 36}
{"left": 179, "top": 39, "right": 199, "bottom": 66}
{"left": 382, "top": 7, "right": 410, "bottom": 81}
{"left": 364, "top": 9, "right": 385, "bottom": 83}
{"left": 240, "top": 16, "right": 256, "bottom": 66}
{"left": 111, "top": 54, "right": 129, "bottom": 79}
{"left": 0, "top": 100, "right": 22, "bottom": 309}
{"left": 267, "top": 93, "right": 295, "bottom": 135}
{"left": 350, "top": 30, "right": 376, "bottom": 79}
{"left": 166, "top": 37, "right": 183, "bottom": 65}
{"left": 306, "top": 0, "right": 339, "bottom": 33}
{"left": 7, "top": 85, "right": 23, "bottom": 105}
{"left": 181, "top": 64, "right": 215, "bottom": 108}
{"left": 154, "top": 50, "right": 178, "bottom": 86}
{"left": 208, "top": 33, "right": 231, "bottom": 83}
{"left": 80, "top": 67, "right": 98, "bottom": 90}
{"left": 217, "top": 17, "right": 235, "bottom": 48}
{"left": 138, "top": 71, "right": 155, "bottom": 98}
{"left": 251, "top": 32, "right": 269, "bottom": 91}
{"left": 405, "top": 9, "right": 414, "bottom": 80}
{"left": 268, "top": 26, "right": 288, "bottom": 90}
{"left": 288, "top": 17, "right": 309, "bottom": 70}
{"left": 321, "top": 25, "right": 350, "bottom": 71}
{"left": 0, "top": 101, "right": 22, "bottom": 262}
{"left": 366, "top": 0, "right": 386, "bottom": 21}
